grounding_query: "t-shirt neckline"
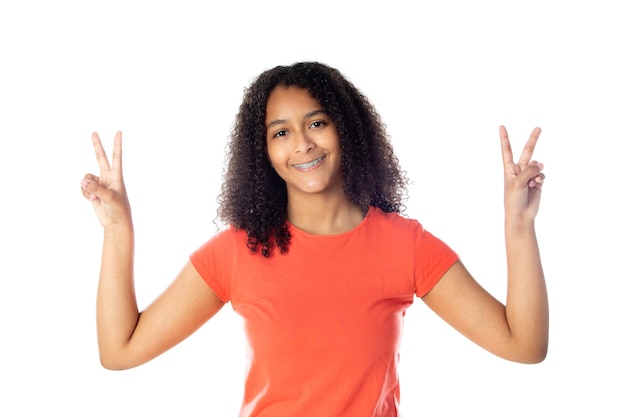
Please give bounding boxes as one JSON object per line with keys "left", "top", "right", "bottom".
{"left": 286, "top": 206, "right": 374, "bottom": 238}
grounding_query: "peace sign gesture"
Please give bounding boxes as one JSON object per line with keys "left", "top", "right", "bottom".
{"left": 500, "top": 125, "right": 545, "bottom": 221}
{"left": 80, "top": 132, "right": 132, "bottom": 229}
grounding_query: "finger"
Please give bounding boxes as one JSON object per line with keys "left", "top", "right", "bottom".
{"left": 517, "top": 161, "right": 544, "bottom": 186}
{"left": 81, "top": 188, "right": 98, "bottom": 202}
{"left": 518, "top": 127, "right": 542, "bottom": 169}
{"left": 111, "top": 131, "right": 123, "bottom": 174}
{"left": 528, "top": 174, "right": 546, "bottom": 186}
{"left": 92, "top": 132, "right": 111, "bottom": 173}
{"left": 81, "top": 177, "right": 112, "bottom": 203}
{"left": 528, "top": 161, "right": 546, "bottom": 187}
{"left": 499, "top": 125, "right": 514, "bottom": 167}
{"left": 84, "top": 173, "right": 100, "bottom": 183}
{"left": 80, "top": 178, "right": 98, "bottom": 202}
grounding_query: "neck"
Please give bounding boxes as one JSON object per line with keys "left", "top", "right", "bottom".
{"left": 286, "top": 192, "right": 364, "bottom": 235}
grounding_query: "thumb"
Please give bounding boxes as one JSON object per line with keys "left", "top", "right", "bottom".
{"left": 517, "top": 161, "right": 545, "bottom": 187}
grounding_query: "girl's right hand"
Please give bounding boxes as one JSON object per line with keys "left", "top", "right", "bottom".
{"left": 81, "top": 132, "right": 133, "bottom": 229}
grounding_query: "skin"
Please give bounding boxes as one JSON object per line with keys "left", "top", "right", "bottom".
{"left": 81, "top": 132, "right": 224, "bottom": 370}
{"left": 265, "top": 86, "right": 363, "bottom": 234}
{"left": 81, "top": 89, "right": 547, "bottom": 370}
{"left": 422, "top": 126, "right": 548, "bottom": 363}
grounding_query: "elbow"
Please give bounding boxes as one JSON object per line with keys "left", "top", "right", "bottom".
{"left": 100, "top": 357, "right": 127, "bottom": 371}
{"left": 97, "top": 340, "right": 143, "bottom": 370}
{"left": 526, "top": 344, "right": 548, "bottom": 364}
{"left": 99, "top": 352, "right": 136, "bottom": 371}
{"left": 512, "top": 340, "right": 549, "bottom": 364}
{"left": 519, "top": 351, "right": 547, "bottom": 364}
{"left": 508, "top": 324, "right": 549, "bottom": 364}
{"left": 527, "top": 332, "right": 549, "bottom": 364}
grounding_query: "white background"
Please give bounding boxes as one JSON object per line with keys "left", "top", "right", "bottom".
{"left": 1, "top": 1, "right": 624, "bottom": 415}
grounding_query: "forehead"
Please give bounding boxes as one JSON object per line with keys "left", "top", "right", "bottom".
{"left": 265, "top": 86, "right": 322, "bottom": 120}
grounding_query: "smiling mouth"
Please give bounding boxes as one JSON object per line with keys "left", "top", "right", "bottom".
{"left": 293, "top": 155, "right": 325, "bottom": 169}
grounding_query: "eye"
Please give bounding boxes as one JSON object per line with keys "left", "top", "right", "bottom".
{"left": 309, "top": 120, "right": 326, "bottom": 129}
{"left": 272, "top": 129, "right": 288, "bottom": 138}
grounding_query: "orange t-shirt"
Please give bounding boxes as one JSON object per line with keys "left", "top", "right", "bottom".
{"left": 190, "top": 207, "right": 459, "bottom": 417}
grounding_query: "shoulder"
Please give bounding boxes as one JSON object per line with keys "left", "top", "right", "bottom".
{"left": 365, "top": 206, "right": 422, "bottom": 234}
{"left": 366, "top": 207, "right": 454, "bottom": 256}
{"left": 191, "top": 225, "right": 249, "bottom": 260}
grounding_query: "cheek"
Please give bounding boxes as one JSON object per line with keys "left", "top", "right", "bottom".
{"left": 266, "top": 143, "right": 288, "bottom": 166}
{"left": 265, "top": 141, "right": 282, "bottom": 166}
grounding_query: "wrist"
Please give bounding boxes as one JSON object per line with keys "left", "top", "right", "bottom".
{"left": 103, "top": 221, "right": 134, "bottom": 237}
{"left": 504, "top": 215, "right": 536, "bottom": 234}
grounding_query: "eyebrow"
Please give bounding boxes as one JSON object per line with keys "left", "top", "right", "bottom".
{"left": 266, "top": 109, "right": 328, "bottom": 128}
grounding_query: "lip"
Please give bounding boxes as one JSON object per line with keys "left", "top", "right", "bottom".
{"left": 292, "top": 155, "right": 325, "bottom": 170}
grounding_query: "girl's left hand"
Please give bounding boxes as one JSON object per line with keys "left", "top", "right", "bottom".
{"left": 499, "top": 125, "right": 545, "bottom": 221}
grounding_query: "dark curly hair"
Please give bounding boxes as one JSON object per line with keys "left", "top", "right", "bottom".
{"left": 217, "top": 62, "right": 408, "bottom": 257}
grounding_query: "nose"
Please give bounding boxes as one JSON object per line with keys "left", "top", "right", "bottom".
{"left": 293, "top": 130, "right": 314, "bottom": 153}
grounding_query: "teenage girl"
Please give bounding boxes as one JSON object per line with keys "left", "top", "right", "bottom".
{"left": 81, "top": 62, "right": 548, "bottom": 416}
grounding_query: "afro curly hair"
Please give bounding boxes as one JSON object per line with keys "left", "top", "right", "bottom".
{"left": 217, "top": 62, "right": 408, "bottom": 257}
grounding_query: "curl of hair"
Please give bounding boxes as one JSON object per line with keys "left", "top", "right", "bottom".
{"left": 217, "top": 62, "right": 408, "bottom": 257}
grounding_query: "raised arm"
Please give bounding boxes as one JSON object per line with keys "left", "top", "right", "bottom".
{"left": 421, "top": 126, "right": 548, "bottom": 364}
{"left": 81, "top": 132, "right": 224, "bottom": 370}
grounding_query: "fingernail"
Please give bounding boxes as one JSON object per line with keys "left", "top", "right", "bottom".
{"left": 81, "top": 179, "right": 88, "bottom": 188}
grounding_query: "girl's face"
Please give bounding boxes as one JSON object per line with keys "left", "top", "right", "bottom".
{"left": 265, "top": 86, "right": 344, "bottom": 199}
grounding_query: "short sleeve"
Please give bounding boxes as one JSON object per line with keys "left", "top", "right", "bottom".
{"left": 189, "top": 227, "right": 238, "bottom": 302}
{"left": 413, "top": 223, "right": 459, "bottom": 297}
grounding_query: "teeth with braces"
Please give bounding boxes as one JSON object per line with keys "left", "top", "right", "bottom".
{"left": 294, "top": 156, "right": 324, "bottom": 169}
